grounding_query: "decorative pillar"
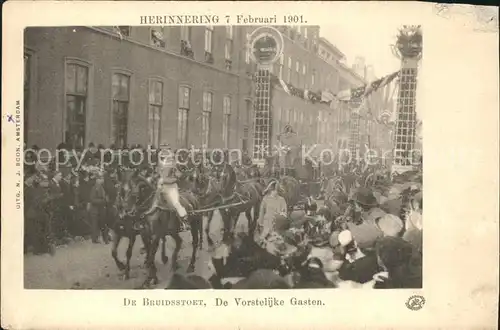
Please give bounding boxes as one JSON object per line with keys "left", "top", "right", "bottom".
{"left": 391, "top": 25, "right": 422, "bottom": 174}
{"left": 348, "top": 97, "right": 362, "bottom": 161}
{"left": 247, "top": 27, "right": 284, "bottom": 166}
{"left": 252, "top": 69, "right": 272, "bottom": 162}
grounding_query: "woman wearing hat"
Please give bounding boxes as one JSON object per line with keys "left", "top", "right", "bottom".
{"left": 255, "top": 180, "right": 287, "bottom": 243}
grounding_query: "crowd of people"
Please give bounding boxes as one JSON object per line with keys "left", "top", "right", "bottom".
{"left": 24, "top": 141, "right": 423, "bottom": 290}
{"left": 167, "top": 162, "right": 423, "bottom": 290}
{"left": 23, "top": 141, "right": 255, "bottom": 255}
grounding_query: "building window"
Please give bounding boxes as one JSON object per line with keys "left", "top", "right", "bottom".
{"left": 284, "top": 108, "right": 290, "bottom": 124}
{"left": 225, "top": 26, "right": 233, "bottom": 70}
{"left": 287, "top": 57, "right": 292, "bottom": 83}
{"left": 180, "top": 27, "right": 193, "bottom": 58}
{"left": 302, "top": 64, "right": 308, "bottom": 89}
{"left": 279, "top": 54, "right": 284, "bottom": 79}
{"left": 276, "top": 107, "right": 282, "bottom": 134}
{"left": 202, "top": 91, "right": 213, "bottom": 147}
{"left": 204, "top": 26, "right": 214, "bottom": 63}
{"left": 111, "top": 72, "right": 130, "bottom": 148}
{"left": 243, "top": 99, "right": 252, "bottom": 152}
{"left": 312, "top": 69, "right": 316, "bottom": 86}
{"left": 24, "top": 52, "right": 31, "bottom": 144}
{"left": 65, "top": 62, "right": 89, "bottom": 149}
{"left": 245, "top": 33, "right": 251, "bottom": 64}
{"left": 150, "top": 27, "right": 165, "bottom": 48}
{"left": 114, "top": 26, "right": 130, "bottom": 37}
{"left": 180, "top": 26, "right": 191, "bottom": 42}
{"left": 223, "top": 96, "right": 231, "bottom": 148}
{"left": 296, "top": 60, "right": 301, "bottom": 86}
{"left": 304, "top": 27, "right": 308, "bottom": 39}
{"left": 148, "top": 79, "right": 163, "bottom": 148}
{"left": 317, "top": 111, "right": 322, "bottom": 142}
{"left": 177, "top": 86, "right": 190, "bottom": 147}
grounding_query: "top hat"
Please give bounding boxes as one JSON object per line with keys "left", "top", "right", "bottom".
{"left": 352, "top": 187, "right": 378, "bottom": 207}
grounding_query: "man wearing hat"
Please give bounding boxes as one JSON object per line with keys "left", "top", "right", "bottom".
{"left": 89, "top": 172, "right": 110, "bottom": 244}
{"left": 145, "top": 144, "right": 188, "bottom": 228}
{"left": 47, "top": 169, "right": 69, "bottom": 243}
{"left": 346, "top": 187, "right": 385, "bottom": 251}
{"left": 336, "top": 230, "right": 382, "bottom": 284}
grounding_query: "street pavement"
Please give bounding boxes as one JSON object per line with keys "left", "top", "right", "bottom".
{"left": 24, "top": 210, "right": 248, "bottom": 290}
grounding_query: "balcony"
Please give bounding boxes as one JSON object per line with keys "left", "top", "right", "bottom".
{"left": 205, "top": 51, "right": 214, "bottom": 64}
{"left": 180, "top": 40, "right": 194, "bottom": 59}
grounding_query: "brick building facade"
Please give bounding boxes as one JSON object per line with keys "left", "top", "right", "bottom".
{"left": 24, "top": 25, "right": 365, "bottom": 155}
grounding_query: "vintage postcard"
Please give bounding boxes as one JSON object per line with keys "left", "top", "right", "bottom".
{"left": 2, "top": 1, "right": 498, "bottom": 329}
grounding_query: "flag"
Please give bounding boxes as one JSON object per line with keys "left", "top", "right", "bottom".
{"left": 321, "top": 90, "right": 335, "bottom": 103}
{"left": 336, "top": 89, "right": 351, "bottom": 101}
{"left": 279, "top": 78, "right": 291, "bottom": 95}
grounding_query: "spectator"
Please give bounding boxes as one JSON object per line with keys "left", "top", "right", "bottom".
{"left": 48, "top": 169, "right": 69, "bottom": 242}
{"left": 346, "top": 188, "right": 385, "bottom": 251}
{"left": 84, "top": 142, "right": 100, "bottom": 166}
{"left": 296, "top": 257, "right": 336, "bottom": 288}
{"left": 374, "top": 236, "right": 422, "bottom": 289}
{"left": 337, "top": 230, "right": 382, "bottom": 284}
{"left": 89, "top": 173, "right": 110, "bottom": 244}
{"left": 375, "top": 214, "right": 404, "bottom": 237}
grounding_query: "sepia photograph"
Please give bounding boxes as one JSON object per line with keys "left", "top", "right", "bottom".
{"left": 2, "top": 2, "right": 498, "bottom": 329}
{"left": 23, "top": 23, "right": 423, "bottom": 290}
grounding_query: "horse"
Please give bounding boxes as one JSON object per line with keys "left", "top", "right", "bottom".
{"left": 140, "top": 166, "right": 223, "bottom": 287}
{"left": 110, "top": 170, "right": 155, "bottom": 280}
{"left": 211, "top": 162, "right": 264, "bottom": 243}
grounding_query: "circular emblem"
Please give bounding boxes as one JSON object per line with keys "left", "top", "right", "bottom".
{"left": 248, "top": 26, "right": 284, "bottom": 66}
{"left": 405, "top": 295, "right": 425, "bottom": 311}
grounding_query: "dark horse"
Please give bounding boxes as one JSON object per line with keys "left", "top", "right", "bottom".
{"left": 110, "top": 170, "right": 154, "bottom": 280}
{"left": 140, "top": 167, "right": 222, "bottom": 287}
{"left": 207, "top": 162, "right": 264, "bottom": 244}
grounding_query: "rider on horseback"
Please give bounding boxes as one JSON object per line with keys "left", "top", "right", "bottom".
{"left": 144, "top": 144, "right": 190, "bottom": 230}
